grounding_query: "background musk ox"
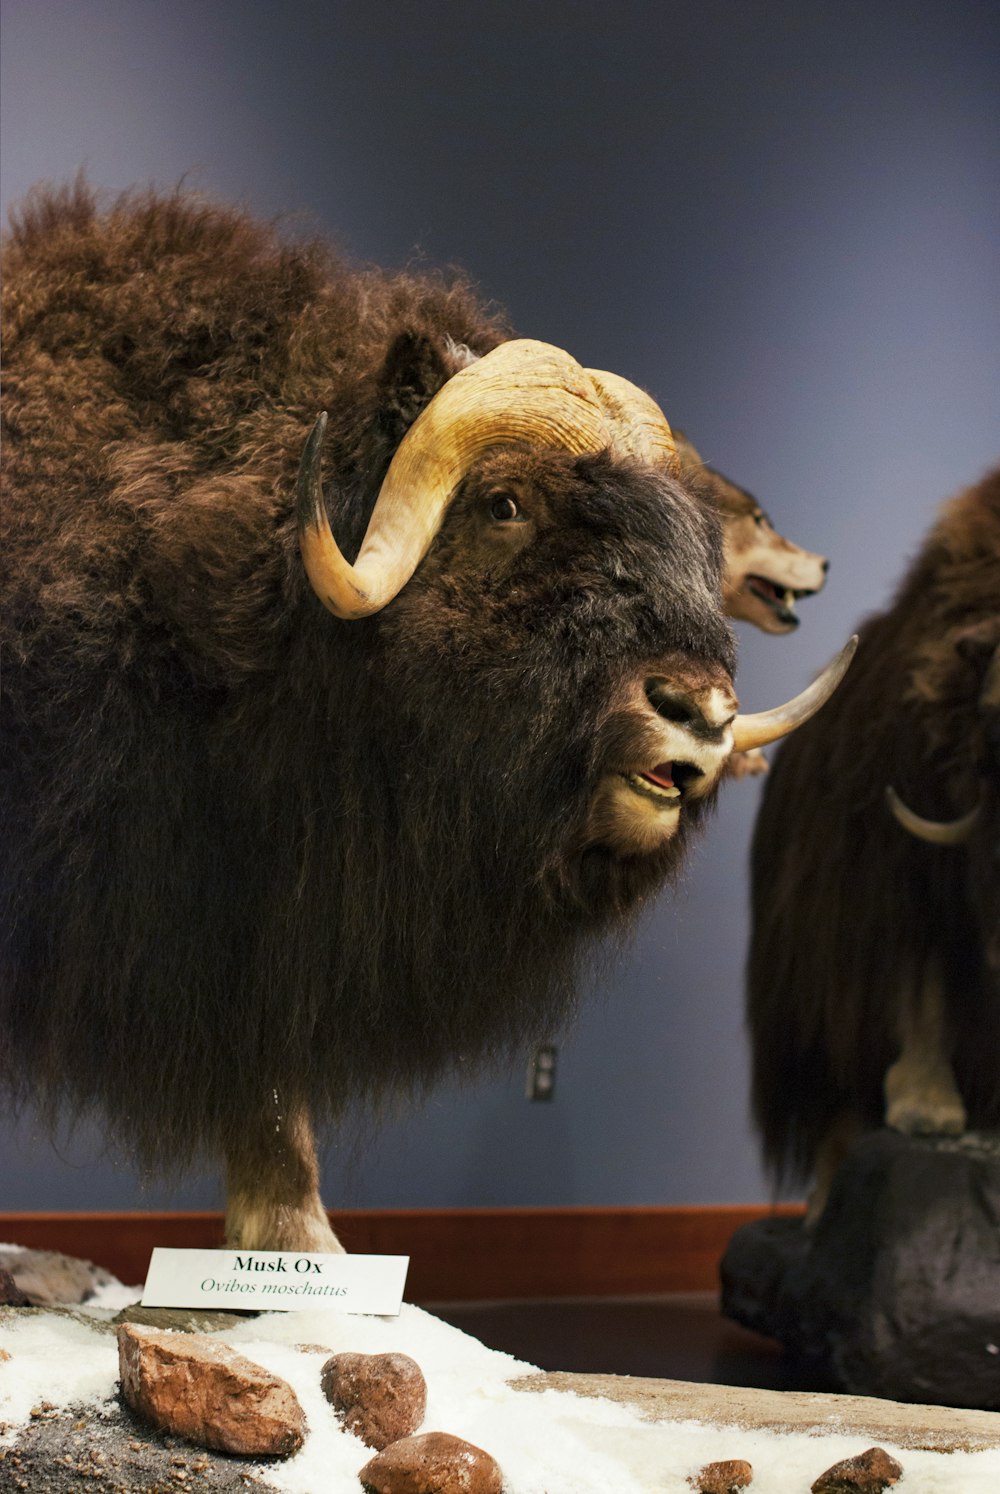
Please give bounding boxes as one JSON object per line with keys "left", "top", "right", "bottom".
{"left": 1, "top": 184, "right": 844, "bottom": 1249}
{"left": 748, "top": 467, "right": 1000, "bottom": 1214}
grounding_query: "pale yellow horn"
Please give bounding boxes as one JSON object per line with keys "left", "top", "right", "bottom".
{"left": 731, "top": 636, "right": 858, "bottom": 753}
{"left": 298, "top": 339, "right": 612, "bottom": 619}
{"left": 885, "top": 786, "right": 980, "bottom": 845}
{"left": 585, "top": 368, "right": 680, "bottom": 474}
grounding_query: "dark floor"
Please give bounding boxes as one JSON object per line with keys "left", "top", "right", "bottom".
{"left": 429, "top": 1292, "right": 841, "bottom": 1392}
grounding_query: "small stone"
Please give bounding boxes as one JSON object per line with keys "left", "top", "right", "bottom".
{"left": 692, "top": 1458, "right": 754, "bottom": 1493}
{"left": 0, "top": 1347, "right": 12, "bottom": 1361}
{"left": 359, "top": 1430, "right": 502, "bottom": 1494}
{"left": 811, "top": 1446, "right": 904, "bottom": 1492}
{"left": 322, "top": 1351, "right": 427, "bottom": 1450}
{"left": 0, "top": 1270, "right": 31, "bottom": 1307}
{"left": 117, "top": 1322, "right": 306, "bottom": 1457}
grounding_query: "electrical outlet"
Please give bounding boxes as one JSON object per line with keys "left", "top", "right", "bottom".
{"left": 526, "top": 1043, "right": 557, "bottom": 1101}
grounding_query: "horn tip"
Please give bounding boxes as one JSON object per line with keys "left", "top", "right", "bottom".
{"left": 296, "top": 412, "right": 330, "bottom": 532}
{"left": 830, "top": 632, "right": 860, "bottom": 679}
{"left": 307, "top": 410, "right": 330, "bottom": 461}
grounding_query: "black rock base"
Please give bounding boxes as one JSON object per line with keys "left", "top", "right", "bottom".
{"left": 720, "top": 1129, "right": 1000, "bottom": 1410}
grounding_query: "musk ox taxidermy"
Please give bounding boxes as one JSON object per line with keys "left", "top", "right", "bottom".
{"left": 748, "top": 467, "right": 1000, "bottom": 1216}
{"left": 1, "top": 183, "right": 849, "bottom": 1251}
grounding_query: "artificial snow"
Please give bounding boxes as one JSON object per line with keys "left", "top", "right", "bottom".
{"left": 2, "top": 1302, "right": 998, "bottom": 1493}
{"left": 0, "top": 1308, "right": 121, "bottom": 1432}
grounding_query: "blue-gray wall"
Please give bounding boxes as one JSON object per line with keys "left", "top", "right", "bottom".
{"left": 2, "top": 0, "right": 998, "bottom": 1212}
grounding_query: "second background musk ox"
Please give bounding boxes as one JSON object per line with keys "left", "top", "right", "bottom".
{"left": 749, "top": 467, "right": 1000, "bottom": 1215}
{"left": 1, "top": 184, "right": 848, "bottom": 1250}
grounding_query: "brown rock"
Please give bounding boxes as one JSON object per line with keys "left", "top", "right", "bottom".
{"left": 322, "top": 1350, "right": 427, "bottom": 1450}
{"left": 811, "top": 1446, "right": 904, "bottom": 1492}
{"left": 117, "top": 1322, "right": 306, "bottom": 1457}
{"left": 359, "top": 1430, "right": 502, "bottom": 1494}
{"left": 692, "top": 1458, "right": 754, "bottom": 1492}
{"left": 0, "top": 1347, "right": 11, "bottom": 1361}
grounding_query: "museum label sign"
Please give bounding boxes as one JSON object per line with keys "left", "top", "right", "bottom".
{"left": 141, "top": 1248, "right": 409, "bottom": 1314}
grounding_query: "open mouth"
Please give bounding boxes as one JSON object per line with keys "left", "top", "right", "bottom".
{"left": 747, "top": 575, "right": 815, "bottom": 624}
{"left": 622, "top": 760, "right": 703, "bottom": 807}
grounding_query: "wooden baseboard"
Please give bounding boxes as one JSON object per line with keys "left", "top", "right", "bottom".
{"left": 0, "top": 1205, "right": 803, "bottom": 1301}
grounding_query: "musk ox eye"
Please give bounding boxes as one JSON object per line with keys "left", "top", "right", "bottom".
{"left": 490, "top": 492, "right": 521, "bottom": 523}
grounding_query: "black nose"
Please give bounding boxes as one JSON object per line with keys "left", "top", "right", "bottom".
{"left": 822, "top": 558, "right": 830, "bottom": 574}
{"left": 645, "top": 683, "right": 728, "bottom": 742}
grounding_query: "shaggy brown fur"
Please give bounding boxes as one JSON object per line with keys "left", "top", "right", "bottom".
{"left": 1, "top": 183, "right": 737, "bottom": 1225}
{"left": 748, "top": 469, "right": 1000, "bottom": 1188}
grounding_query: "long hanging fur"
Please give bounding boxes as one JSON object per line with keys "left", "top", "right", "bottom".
{"left": 748, "top": 470, "right": 1000, "bottom": 1184}
{"left": 1, "top": 183, "right": 734, "bottom": 1173}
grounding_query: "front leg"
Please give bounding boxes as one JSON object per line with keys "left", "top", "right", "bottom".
{"left": 224, "top": 1101, "right": 344, "bottom": 1253}
{"left": 884, "top": 965, "right": 967, "bottom": 1137}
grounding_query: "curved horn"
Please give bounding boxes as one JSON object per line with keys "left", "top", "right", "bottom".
{"left": 298, "top": 339, "right": 612, "bottom": 619}
{"left": 885, "top": 785, "right": 980, "bottom": 845}
{"left": 584, "top": 368, "right": 680, "bottom": 474}
{"left": 731, "top": 635, "right": 858, "bottom": 752}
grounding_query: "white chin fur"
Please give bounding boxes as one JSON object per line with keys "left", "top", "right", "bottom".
{"left": 587, "top": 775, "right": 682, "bottom": 855}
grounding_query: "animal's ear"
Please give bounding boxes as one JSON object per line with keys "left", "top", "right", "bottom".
{"left": 376, "top": 330, "right": 456, "bottom": 442}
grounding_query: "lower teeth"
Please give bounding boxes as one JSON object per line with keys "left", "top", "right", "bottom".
{"left": 628, "top": 773, "right": 680, "bottom": 801}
